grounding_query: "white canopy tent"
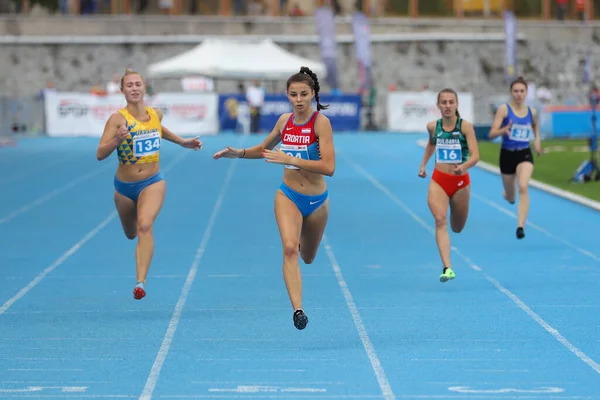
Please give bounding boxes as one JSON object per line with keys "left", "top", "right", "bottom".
{"left": 147, "top": 38, "right": 327, "bottom": 81}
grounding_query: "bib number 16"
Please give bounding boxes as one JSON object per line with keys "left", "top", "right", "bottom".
{"left": 442, "top": 150, "right": 458, "bottom": 160}
{"left": 441, "top": 149, "right": 458, "bottom": 161}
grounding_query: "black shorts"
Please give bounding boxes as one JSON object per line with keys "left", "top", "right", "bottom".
{"left": 499, "top": 147, "right": 534, "bottom": 175}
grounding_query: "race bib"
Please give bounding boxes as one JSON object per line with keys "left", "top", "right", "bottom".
{"left": 436, "top": 142, "right": 462, "bottom": 164}
{"left": 280, "top": 144, "right": 308, "bottom": 170}
{"left": 133, "top": 131, "right": 161, "bottom": 158}
{"left": 509, "top": 124, "right": 532, "bottom": 142}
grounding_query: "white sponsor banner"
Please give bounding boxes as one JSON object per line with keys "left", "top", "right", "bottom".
{"left": 44, "top": 92, "right": 219, "bottom": 137}
{"left": 387, "top": 91, "right": 474, "bottom": 132}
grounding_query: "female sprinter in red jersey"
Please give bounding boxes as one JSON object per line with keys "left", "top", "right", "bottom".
{"left": 213, "top": 66, "right": 335, "bottom": 330}
{"left": 418, "top": 88, "right": 479, "bottom": 283}
{"left": 96, "top": 68, "right": 202, "bottom": 300}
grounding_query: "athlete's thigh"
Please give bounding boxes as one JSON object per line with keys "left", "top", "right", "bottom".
{"left": 500, "top": 149, "right": 517, "bottom": 192}
{"left": 501, "top": 173, "right": 516, "bottom": 191}
{"left": 516, "top": 161, "right": 534, "bottom": 189}
{"left": 449, "top": 185, "right": 470, "bottom": 231}
{"left": 114, "top": 191, "right": 137, "bottom": 239}
{"left": 136, "top": 180, "right": 167, "bottom": 228}
{"left": 274, "top": 190, "right": 304, "bottom": 251}
{"left": 300, "top": 199, "right": 329, "bottom": 260}
{"left": 427, "top": 180, "right": 450, "bottom": 220}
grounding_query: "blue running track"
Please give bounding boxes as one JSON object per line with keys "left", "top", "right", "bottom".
{"left": 1, "top": 133, "right": 599, "bottom": 399}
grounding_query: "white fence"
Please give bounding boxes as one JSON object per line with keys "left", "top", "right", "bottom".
{"left": 386, "top": 91, "right": 475, "bottom": 133}
{"left": 44, "top": 92, "right": 219, "bottom": 137}
{"left": 11, "top": 90, "right": 483, "bottom": 137}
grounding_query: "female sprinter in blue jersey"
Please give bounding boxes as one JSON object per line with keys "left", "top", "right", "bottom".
{"left": 96, "top": 68, "right": 202, "bottom": 300}
{"left": 489, "top": 76, "right": 541, "bottom": 239}
{"left": 213, "top": 67, "right": 335, "bottom": 330}
{"left": 418, "top": 88, "right": 480, "bottom": 282}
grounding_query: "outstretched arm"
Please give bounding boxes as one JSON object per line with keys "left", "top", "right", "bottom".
{"left": 155, "top": 108, "right": 202, "bottom": 150}
{"left": 161, "top": 124, "right": 185, "bottom": 146}
{"left": 241, "top": 115, "right": 285, "bottom": 159}
{"left": 213, "top": 113, "right": 286, "bottom": 159}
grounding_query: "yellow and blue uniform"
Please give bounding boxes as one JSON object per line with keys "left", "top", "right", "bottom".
{"left": 113, "top": 107, "right": 165, "bottom": 202}
{"left": 116, "top": 107, "right": 162, "bottom": 165}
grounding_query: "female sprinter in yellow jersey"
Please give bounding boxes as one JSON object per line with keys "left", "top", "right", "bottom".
{"left": 213, "top": 67, "right": 335, "bottom": 330}
{"left": 418, "top": 88, "right": 479, "bottom": 283}
{"left": 96, "top": 68, "right": 202, "bottom": 300}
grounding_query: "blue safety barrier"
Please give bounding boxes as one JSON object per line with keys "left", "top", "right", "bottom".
{"left": 218, "top": 94, "right": 362, "bottom": 132}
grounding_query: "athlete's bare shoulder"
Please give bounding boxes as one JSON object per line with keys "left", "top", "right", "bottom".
{"left": 315, "top": 112, "right": 331, "bottom": 122}
{"left": 496, "top": 103, "right": 509, "bottom": 116}
{"left": 279, "top": 112, "right": 293, "bottom": 122}
{"left": 152, "top": 107, "right": 164, "bottom": 121}
{"left": 460, "top": 119, "right": 474, "bottom": 130}
{"left": 426, "top": 120, "right": 437, "bottom": 134}
{"left": 108, "top": 111, "right": 126, "bottom": 126}
{"left": 274, "top": 113, "right": 292, "bottom": 132}
{"left": 530, "top": 106, "right": 537, "bottom": 118}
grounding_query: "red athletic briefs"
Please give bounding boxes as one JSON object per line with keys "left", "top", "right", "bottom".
{"left": 432, "top": 168, "right": 471, "bottom": 198}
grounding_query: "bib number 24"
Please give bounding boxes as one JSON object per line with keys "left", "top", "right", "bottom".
{"left": 285, "top": 151, "right": 303, "bottom": 159}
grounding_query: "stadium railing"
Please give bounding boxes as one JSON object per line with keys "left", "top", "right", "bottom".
{"left": 8, "top": 0, "right": 595, "bottom": 20}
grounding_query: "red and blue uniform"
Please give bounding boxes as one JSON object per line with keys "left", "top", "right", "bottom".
{"left": 277, "top": 111, "right": 329, "bottom": 217}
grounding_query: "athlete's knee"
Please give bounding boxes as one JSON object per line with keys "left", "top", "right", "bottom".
{"left": 125, "top": 231, "right": 137, "bottom": 240}
{"left": 120, "top": 218, "right": 137, "bottom": 239}
{"left": 300, "top": 249, "right": 316, "bottom": 265}
{"left": 503, "top": 190, "right": 516, "bottom": 203}
{"left": 432, "top": 212, "right": 447, "bottom": 228}
{"left": 450, "top": 221, "right": 466, "bottom": 233}
{"left": 136, "top": 218, "right": 154, "bottom": 235}
{"left": 283, "top": 240, "right": 299, "bottom": 260}
{"left": 518, "top": 182, "right": 529, "bottom": 196}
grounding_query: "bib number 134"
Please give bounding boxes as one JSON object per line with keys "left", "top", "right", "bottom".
{"left": 134, "top": 136, "right": 161, "bottom": 157}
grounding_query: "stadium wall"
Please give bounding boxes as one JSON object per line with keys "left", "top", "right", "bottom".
{"left": 2, "top": 18, "right": 597, "bottom": 136}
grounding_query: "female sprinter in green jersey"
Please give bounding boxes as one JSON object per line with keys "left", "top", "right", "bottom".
{"left": 418, "top": 88, "right": 480, "bottom": 283}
